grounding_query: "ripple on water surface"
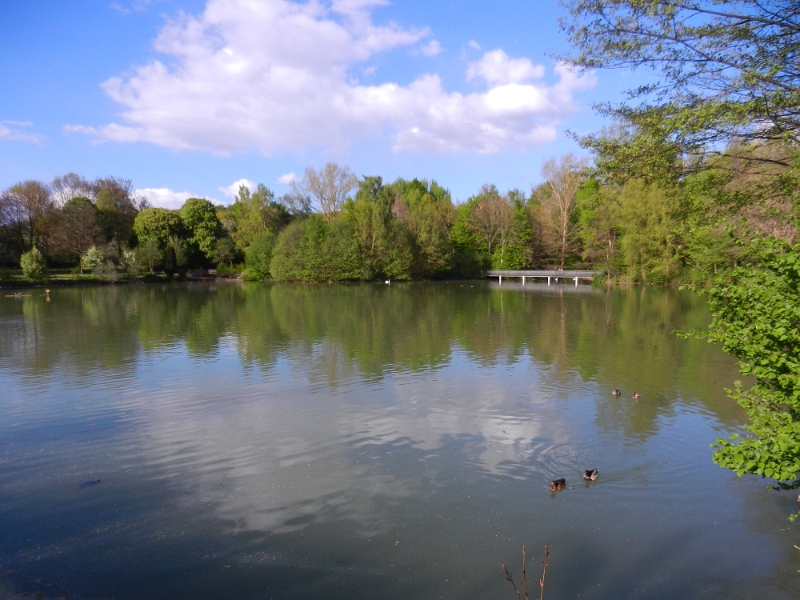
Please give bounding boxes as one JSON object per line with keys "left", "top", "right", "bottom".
{"left": 0, "top": 284, "right": 796, "bottom": 600}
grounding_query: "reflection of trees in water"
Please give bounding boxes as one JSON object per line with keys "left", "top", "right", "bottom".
{"left": 0, "top": 286, "right": 140, "bottom": 377}
{"left": 0, "top": 282, "right": 744, "bottom": 436}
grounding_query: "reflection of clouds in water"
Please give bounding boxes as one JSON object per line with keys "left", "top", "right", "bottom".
{"left": 134, "top": 348, "right": 580, "bottom": 535}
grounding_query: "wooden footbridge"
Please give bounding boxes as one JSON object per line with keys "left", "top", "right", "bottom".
{"left": 486, "top": 270, "right": 597, "bottom": 286}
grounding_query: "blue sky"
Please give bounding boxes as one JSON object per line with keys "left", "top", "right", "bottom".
{"left": 0, "top": 0, "right": 636, "bottom": 207}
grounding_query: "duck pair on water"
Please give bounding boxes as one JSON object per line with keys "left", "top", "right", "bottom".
{"left": 550, "top": 468, "right": 598, "bottom": 491}
{"left": 612, "top": 389, "right": 640, "bottom": 399}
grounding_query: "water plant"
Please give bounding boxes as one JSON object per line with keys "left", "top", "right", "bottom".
{"left": 502, "top": 545, "right": 550, "bottom": 600}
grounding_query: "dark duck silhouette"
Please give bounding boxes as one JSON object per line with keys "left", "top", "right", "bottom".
{"left": 549, "top": 478, "right": 566, "bottom": 491}
{"left": 582, "top": 468, "right": 599, "bottom": 481}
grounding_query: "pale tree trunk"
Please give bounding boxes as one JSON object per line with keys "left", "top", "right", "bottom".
{"left": 541, "top": 153, "right": 586, "bottom": 268}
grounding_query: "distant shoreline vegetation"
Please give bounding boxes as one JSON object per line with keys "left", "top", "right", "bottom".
{"left": 3, "top": 157, "right": 794, "bottom": 286}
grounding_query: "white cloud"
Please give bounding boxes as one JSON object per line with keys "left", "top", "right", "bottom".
{"left": 136, "top": 187, "right": 200, "bottom": 210}
{"left": 111, "top": 0, "right": 162, "bottom": 14}
{"left": 466, "top": 49, "right": 544, "bottom": 85}
{"left": 278, "top": 172, "right": 298, "bottom": 185}
{"left": 219, "top": 178, "right": 256, "bottom": 198}
{"left": 67, "top": 0, "right": 595, "bottom": 155}
{"left": 420, "top": 40, "right": 442, "bottom": 57}
{"left": 467, "top": 40, "right": 481, "bottom": 51}
{"left": 1, "top": 120, "right": 45, "bottom": 145}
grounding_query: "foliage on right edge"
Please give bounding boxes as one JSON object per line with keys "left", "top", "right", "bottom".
{"left": 702, "top": 239, "right": 800, "bottom": 518}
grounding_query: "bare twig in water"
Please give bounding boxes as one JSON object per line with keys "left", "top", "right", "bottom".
{"left": 502, "top": 562, "right": 521, "bottom": 599}
{"left": 539, "top": 546, "right": 550, "bottom": 600}
{"left": 503, "top": 545, "right": 549, "bottom": 600}
{"left": 521, "top": 545, "right": 529, "bottom": 599}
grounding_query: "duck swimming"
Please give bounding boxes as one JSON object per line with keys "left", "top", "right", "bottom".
{"left": 632, "top": 393, "right": 641, "bottom": 400}
{"left": 582, "top": 468, "right": 599, "bottom": 481}
{"left": 612, "top": 389, "right": 621, "bottom": 396}
{"left": 550, "top": 478, "right": 566, "bottom": 491}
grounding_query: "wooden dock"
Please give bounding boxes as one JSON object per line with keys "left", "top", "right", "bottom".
{"left": 485, "top": 269, "right": 597, "bottom": 286}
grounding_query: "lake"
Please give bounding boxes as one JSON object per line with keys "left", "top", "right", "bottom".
{"left": 0, "top": 281, "right": 798, "bottom": 599}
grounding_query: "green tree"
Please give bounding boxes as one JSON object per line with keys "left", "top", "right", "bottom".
{"left": 181, "top": 198, "right": 224, "bottom": 263}
{"left": 226, "top": 184, "right": 290, "bottom": 252}
{"left": 344, "top": 178, "right": 412, "bottom": 279}
{"left": 465, "top": 186, "right": 530, "bottom": 270}
{"left": 676, "top": 169, "right": 743, "bottom": 281}
{"left": 615, "top": 179, "right": 681, "bottom": 282}
{"left": 20, "top": 246, "right": 46, "bottom": 281}
{"left": 392, "top": 178, "right": 455, "bottom": 277}
{"left": 133, "top": 208, "right": 184, "bottom": 248}
{"left": 244, "top": 231, "right": 277, "bottom": 280}
{"left": 696, "top": 239, "right": 800, "bottom": 519}
{"left": 576, "top": 178, "right": 620, "bottom": 278}
{"left": 214, "top": 237, "right": 237, "bottom": 265}
{"left": 163, "top": 235, "right": 188, "bottom": 277}
{"left": 137, "top": 238, "right": 162, "bottom": 274}
{"left": 451, "top": 197, "right": 486, "bottom": 277}
{"left": 354, "top": 176, "right": 396, "bottom": 221}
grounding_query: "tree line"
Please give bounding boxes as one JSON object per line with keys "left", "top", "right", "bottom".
{"left": 4, "top": 153, "right": 794, "bottom": 283}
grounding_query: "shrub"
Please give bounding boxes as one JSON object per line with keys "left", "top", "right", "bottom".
{"left": 215, "top": 262, "right": 243, "bottom": 277}
{"left": 120, "top": 248, "right": 142, "bottom": 277}
{"left": 270, "top": 216, "right": 370, "bottom": 281}
{"left": 94, "top": 260, "right": 120, "bottom": 282}
{"left": 270, "top": 220, "right": 307, "bottom": 280}
{"left": 245, "top": 231, "right": 277, "bottom": 280}
{"left": 80, "top": 246, "right": 105, "bottom": 273}
{"left": 20, "top": 247, "right": 47, "bottom": 281}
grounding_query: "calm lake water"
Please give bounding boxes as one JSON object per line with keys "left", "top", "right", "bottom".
{"left": 1, "top": 282, "right": 798, "bottom": 599}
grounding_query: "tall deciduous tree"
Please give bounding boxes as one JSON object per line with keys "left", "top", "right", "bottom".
{"left": 540, "top": 153, "right": 587, "bottom": 267}
{"left": 576, "top": 178, "right": 619, "bottom": 279}
{"left": 51, "top": 173, "right": 94, "bottom": 206}
{"left": 52, "top": 197, "right": 102, "bottom": 263}
{"left": 94, "top": 177, "right": 147, "bottom": 248}
{"left": 291, "top": 163, "right": 358, "bottom": 219}
{"left": 5, "top": 180, "right": 54, "bottom": 253}
{"left": 616, "top": 179, "right": 681, "bottom": 282}
{"left": 137, "top": 238, "right": 162, "bottom": 274}
{"left": 466, "top": 185, "right": 528, "bottom": 268}
{"left": 0, "top": 188, "right": 26, "bottom": 263}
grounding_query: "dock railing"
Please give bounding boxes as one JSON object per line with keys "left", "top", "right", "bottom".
{"left": 485, "top": 270, "right": 598, "bottom": 286}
